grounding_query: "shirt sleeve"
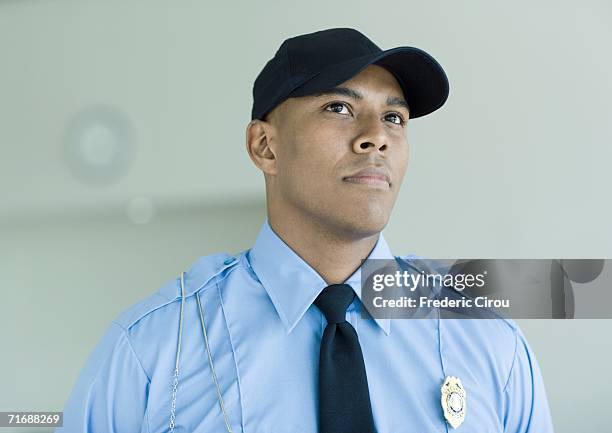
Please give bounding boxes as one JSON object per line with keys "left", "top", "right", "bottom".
{"left": 503, "top": 326, "right": 555, "bottom": 433}
{"left": 56, "top": 322, "right": 150, "bottom": 433}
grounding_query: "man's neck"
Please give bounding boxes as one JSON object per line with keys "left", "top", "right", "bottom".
{"left": 268, "top": 213, "right": 380, "bottom": 285}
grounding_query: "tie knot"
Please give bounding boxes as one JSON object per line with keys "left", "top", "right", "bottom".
{"left": 314, "top": 284, "right": 356, "bottom": 324}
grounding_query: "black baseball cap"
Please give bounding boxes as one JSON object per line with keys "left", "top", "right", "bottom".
{"left": 251, "top": 27, "right": 449, "bottom": 121}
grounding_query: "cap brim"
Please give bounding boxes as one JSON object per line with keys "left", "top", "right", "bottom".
{"left": 288, "top": 46, "right": 449, "bottom": 119}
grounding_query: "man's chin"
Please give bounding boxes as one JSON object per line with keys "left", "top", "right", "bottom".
{"left": 331, "top": 214, "right": 389, "bottom": 240}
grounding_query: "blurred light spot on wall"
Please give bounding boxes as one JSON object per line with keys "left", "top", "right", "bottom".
{"left": 63, "top": 104, "right": 135, "bottom": 186}
{"left": 126, "top": 196, "right": 155, "bottom": 224}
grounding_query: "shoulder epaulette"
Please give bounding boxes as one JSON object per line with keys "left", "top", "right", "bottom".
{"left": 113, "top": 251, "right": 242, "bottom": 330}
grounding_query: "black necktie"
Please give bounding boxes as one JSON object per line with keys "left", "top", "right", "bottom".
{"left": 313, "top": 283, "right": 376, "bottom": 433}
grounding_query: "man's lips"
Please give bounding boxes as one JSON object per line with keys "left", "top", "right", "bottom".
{"left": 342, "top": 167, "right": 391, "bottom": 188}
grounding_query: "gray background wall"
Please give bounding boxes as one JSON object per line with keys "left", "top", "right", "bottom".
{"left": 1, "top": 1, "right": 610, "bottom": 432}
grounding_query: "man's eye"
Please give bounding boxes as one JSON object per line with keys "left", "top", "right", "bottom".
{"left": 386, "top": 113, "right": 406, "bottom": 126}
{"left": 325, "top": 102, "right": 350, "bottom": 115}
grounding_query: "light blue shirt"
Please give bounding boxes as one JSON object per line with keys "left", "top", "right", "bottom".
{"left": 57, "top": 219, "right": 554, "bottom": 432}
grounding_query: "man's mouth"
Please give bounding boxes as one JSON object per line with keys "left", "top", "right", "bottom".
{"left": 342, "top": 167, "right": 391, "bottom": 188}
{"left": 342, "top": 176, "right": 390, "bottom": 188}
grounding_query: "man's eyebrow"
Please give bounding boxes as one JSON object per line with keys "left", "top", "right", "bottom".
{"left": 310, "top": 86, "right": 410, "bottom": 114}
{"left": 311, "top": 86, "right": 364, "bottom": 101}
{"left": 386, "top": 96, "right": 410, "bottom": 114}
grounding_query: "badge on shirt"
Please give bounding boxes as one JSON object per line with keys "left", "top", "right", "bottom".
{"left": 441, "top": 376, "right": 466, "bottom": 429}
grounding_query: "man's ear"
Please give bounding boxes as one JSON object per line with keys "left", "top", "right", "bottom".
{"left": 245, "top": 119, "right": 277, "bottom": 175}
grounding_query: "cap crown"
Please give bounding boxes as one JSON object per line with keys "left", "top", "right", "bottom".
{"left": 252, "top": 28, "right": 382, "bottom": 120}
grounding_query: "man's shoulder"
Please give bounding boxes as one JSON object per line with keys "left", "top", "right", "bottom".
{"left": 394, "top": 253, "right": 520, "bottom": 346}
{"left": 112, "top": 251, "right": 243, "bottom": 332}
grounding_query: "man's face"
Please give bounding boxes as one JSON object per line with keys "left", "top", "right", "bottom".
{"left": 254, "top": 64, "right": 410, "bottom": 238}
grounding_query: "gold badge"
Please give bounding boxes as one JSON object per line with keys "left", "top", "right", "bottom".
{"left": 440, "top": 376, "right": 466, "bottom": 429}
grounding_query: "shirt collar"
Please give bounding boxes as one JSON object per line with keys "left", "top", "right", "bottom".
{"left": 247, "top": 218, "right": 392, "bottom": 336}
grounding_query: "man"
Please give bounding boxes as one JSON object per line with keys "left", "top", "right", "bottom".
{"left": 58, "top": 28, "right": 554, "bottom": 432}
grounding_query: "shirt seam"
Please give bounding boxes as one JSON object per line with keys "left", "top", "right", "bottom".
{"left": 502, "top": 326, "right": 520, "bottom": 394}
{"left": 112, "top": 320, "right": 152, "bottom": 383}
{"left": 83, "top": 323, "right": 150, "bottom": 432}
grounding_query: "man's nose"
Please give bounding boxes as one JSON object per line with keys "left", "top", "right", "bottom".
{"left": 352, "top": 115, "right": 388, "bottom": 153}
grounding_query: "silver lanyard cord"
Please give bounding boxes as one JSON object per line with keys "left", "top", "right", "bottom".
{"left": 168, "top": 271, "right": 234, "bottom": 433}
{"left": 196, "top": 290, "right": 234, "bottom": 433}
{"left": 169, "top": 272, "right": 186, "bottom": 433}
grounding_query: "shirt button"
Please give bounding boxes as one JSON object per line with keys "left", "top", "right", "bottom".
{"left": 223, "top": 257, "right": 236, "bottom": 265}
